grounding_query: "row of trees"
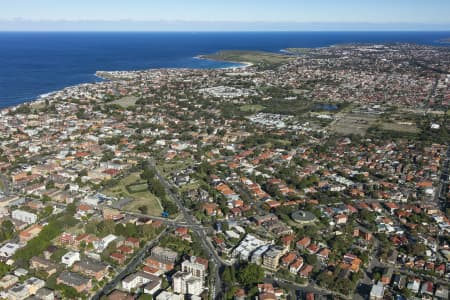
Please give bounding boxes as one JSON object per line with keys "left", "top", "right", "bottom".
{"left": 141, "top": 165, "right": 179, "bottom": 215}
{"left": 85, "top": 219, "right": 161, "bottom": 240}
{"left": 0, "top": 220, "right": 15, "bottom": 242}
{"left": 14, "top": 204, "right": 78, "bottom": 267}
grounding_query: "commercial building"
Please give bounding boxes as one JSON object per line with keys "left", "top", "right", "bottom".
{"left": 156, "top": 291, "right": 184, "bottom": 300}
{"left": 11, "top": 210, "right": 37, "bottom": 225}
{"left": 232, "top": 234, "right": 272, "bottom": 261}
{"left": 262, "top": 246, "right": 285, "bottom": 271}
{"left": 172, "top": 271, "right": 203, "bottom": 296}
{"left": 370, "top": 282, "right": 385, "bottom": 300}
{"left": 181, "top": 256, "right": 208, "bottom": 284}
{"left": 145, "top": 246, "right": 178, "bottom": 271}
{"left": 121, "top": 272, "right": 160, "bottom": 293}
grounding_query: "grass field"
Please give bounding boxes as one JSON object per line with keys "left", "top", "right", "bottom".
{"left": 157, "top": 159, "right": 193, "bottom": 177}
{"left": 104, "top": 172, "right": 162, "bottom": 216}
{"left": 331, "top": 113, "right": 379, "bottom": 136}
{"left": 203, "top": 50, "right": 293, "bottom": 68}
{"left": 284, "top": 48, "right": 314, "bottom": 55}
{"left": 380, "top": 122, "right": 420, "bottom": 133}
{"left": 178, "top": 180, "right": 204, "bottom": 193}
{"left": 110, "top": 96, "right": 139, "bottom": 108}
{"left": 240, "top": 104, "right": 265, "bottom": 112}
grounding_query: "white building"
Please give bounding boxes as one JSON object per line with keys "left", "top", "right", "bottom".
{"left": 250, "top": 244, "right": 271, "bottom": 265}
{"left": 181, "top": 256, "right": 208, "bottom": 284}
{"left": 156, "top": 291, "right": 184, "bottom": 300}
{"left": 7, "top": 277, "right": 45, "bottom": 300}
{"left": 93, "top": 234, "right": 117, "bottom": 253}
{"left": 232, "top": 234, "right": 272, "bottom": 261}
{"left": 172, "top": 271, "right": 203, "bottom": 296}
{"left": 11, "top": 210, "right": 37, "bottom": 225}
{"left": 0, "top": 275, "right": 18, "bottom": 290}
{"left": 61, "top": 251, "right": 80, "bottom": 267}
{"left": 0, "top": 243, "right": 20, "bottom": 258}
{"left": 122, "top": 272, "right": 160, "bottom": 293}
{"left": 407, "top": 278, "right": 421, "bottom": 294}
{"left": 370, "top": 282, "right": 385, "bottom": 300}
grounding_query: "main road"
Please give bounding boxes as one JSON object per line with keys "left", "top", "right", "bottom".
{"left": 435, "top": 146, "right": 450, "bottom": 212}
{"left": 148, "top": 158, "right": 228, "bottom": 300}
{"left": 264, "top": 276, "right": 351, "bottom": 300}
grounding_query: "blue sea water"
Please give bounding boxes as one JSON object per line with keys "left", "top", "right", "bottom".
{"left": 0, "top": 31, "right": 449, "bottom": 108}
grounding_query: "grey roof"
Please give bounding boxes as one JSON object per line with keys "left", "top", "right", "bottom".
{"left": 144, "top": 278, "right": 161, "bottom": 291}
{"left": 58, "top": 271, "right": 90, "bottom": 286}
{"left": 30, "top": 256, "right": 57, "bottom": 269}
{"left": 74, "top": 259, "right": 108, "bottom": 273}
{"left": 36, "top": 287, "right": 54, "bottom": 297}
{"left": 291, "top": 210, "right": 316, "bottom": 222}
{"left": 150, "top": 246, "right": 178, "bottom": 263}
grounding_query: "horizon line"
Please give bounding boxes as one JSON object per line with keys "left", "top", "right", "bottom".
{"left": 1, "top": 29, "right": 450, "bottom": 33}
{"left": 1, "top": 20, "right": 449, "bottom": 32}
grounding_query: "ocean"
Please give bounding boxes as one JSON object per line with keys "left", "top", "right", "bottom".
{"left": 0, "top": 31, "right": 449, "bottom": 108}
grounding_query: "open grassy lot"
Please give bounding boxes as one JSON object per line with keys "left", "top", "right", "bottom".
{"left": 240, "top": 104, "right": 265, "bottom": 112}
{"left": 110, "top": 96, "right": 139, "bottom": 108}
{"left": 203, "top": 50, "right": 293, "bottom": 68}
{"left": 380, "top": 122, "right": 420, "bottom": 133}
{"left": 178, "top": 181, "right": 202, "bottom": 193}
{"left": 284, "top": 48, "right": 314, "bottom": 55}
{"left": 104, "top": 172, "right": 162, "bottom": 216}
{"left": 331, "top": 113, "right": 379, "bottom": 136}
{"left": 30, "top": 101, "right": 46, "bottom": 110}
{"left": 157, "top": 159, "right": 193, "bottom": 177}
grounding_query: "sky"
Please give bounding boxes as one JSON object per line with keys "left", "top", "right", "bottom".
{"left": 1, "top": 0, "right": 449, "bottom": 31}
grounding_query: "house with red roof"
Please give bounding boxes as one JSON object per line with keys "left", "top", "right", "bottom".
{"left": 296, "top": 237, "right": 311, "bottom": 250}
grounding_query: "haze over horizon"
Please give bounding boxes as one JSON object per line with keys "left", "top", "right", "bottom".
{"left": 1, "top": 0, "right": 450, "bottom": 31}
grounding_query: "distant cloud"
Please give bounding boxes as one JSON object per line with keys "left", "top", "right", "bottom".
{"left": 0, "top": 20, "right": 449, "bottom": 31}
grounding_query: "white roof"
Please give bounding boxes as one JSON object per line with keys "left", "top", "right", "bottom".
{"left": 370, "top": 282, "right": 385, "bottom": 298}
{"left": 0, "top": 243, "right": 20, "bottom": 257}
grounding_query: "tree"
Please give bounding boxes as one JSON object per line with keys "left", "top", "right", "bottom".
{"left": 85, "top": 222, "right": 98, "bottom": 235}
{"left": 57, "top": 284, "right": 80, "bottom": 299}
{"left": 0, "top": 262, "right": 11, "bottom": 277}
{"left": 42, "top": 195, "right": 52, "bottom": 203}
{"left": 306, "top": 254, "right": 317, "bottom": 266}
{"left": 141, "top": 168, "right": 156, "bottom": 181}
{"left": 45, "top": 181, "right": 55, "bottom": 190}
{"left": 238, "top": 263, "right": 264, "bottom": 286}
{"left": 0, "top": 220, "right": 15, "bottom": 242}
{"left": 40, "top": 206, "right": 53, "bottom": 218}
{"left": 138, "top": 205, "right": 148, "bottom": 214}
{"left": 79, "top": 241, "right": 87, "bottom": 251}
{"left": 222, "top": 266, "right": 235, "bottom": 285}
{"left": 161, "top": 277, "right": 169, "bottom": 289}
{"left": 97, "top": 220, "right": 116, "bottom": 237}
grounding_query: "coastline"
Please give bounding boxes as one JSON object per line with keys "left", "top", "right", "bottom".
{"left": 193, "top": 55, "right": 254, "bottom": 69}
{"left": 2, "top": 34, "right": 449, "bottom": 111}
{"left": 0, "top": 53, "right": 256, "bottom": 112}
